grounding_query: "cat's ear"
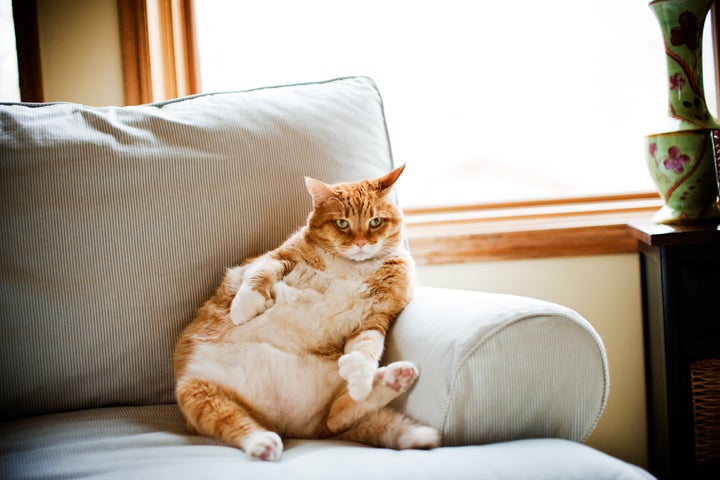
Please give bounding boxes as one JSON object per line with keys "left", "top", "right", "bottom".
{"left": 305, "top": 177, "right": 338, "bottom": 208}
{"left": 374, "top": 164, "right": 405, "bottom": 197}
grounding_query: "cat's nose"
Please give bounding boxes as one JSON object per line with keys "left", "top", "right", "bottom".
{"left": 355, "top": 240, "right": 367, "bottom": 248}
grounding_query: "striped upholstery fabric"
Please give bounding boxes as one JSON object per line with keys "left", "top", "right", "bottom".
{"left": 386, "top": 287, "right": 609, "bottom": 445}
{"left": 0, "top": 77, "right": 393, "bottom": 419}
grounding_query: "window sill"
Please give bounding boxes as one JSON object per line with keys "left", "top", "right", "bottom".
{"left": 403, "top": 193, "right": 663, "bottom": 264}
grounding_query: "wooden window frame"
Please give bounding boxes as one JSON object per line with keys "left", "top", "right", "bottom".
{"left": 405, "top": 0, "right": 719, "bottom": 264}
{"left": 118, "top": 0, "right": 198, "bottom": 105}
{"left": 125, "top": 0, "right": 720, "bottom": 263}
{"left": 15, "top": 1, "right": 719, "bottom": 263}
{"left": 403, "top": 193, "right": 664, "bottom": 264}
{"left": 405, "top": 0, "right": 720, "bottom": 264}
{"left": 12, "top": 0, "right": 43, "bottom": 102}
{"left": 12, "top": 0, "right": 199, "bottom": 105}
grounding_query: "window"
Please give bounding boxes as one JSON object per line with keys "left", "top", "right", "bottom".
{"left": 0, "top": 0, "right": 20, "bottom": 102}
{"left": 193, "top": 0, "right": 718, "bottom": 209}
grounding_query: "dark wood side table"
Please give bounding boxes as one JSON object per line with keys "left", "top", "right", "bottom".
{"left": 628, "top": 222, "right": 720, "bottom": 480}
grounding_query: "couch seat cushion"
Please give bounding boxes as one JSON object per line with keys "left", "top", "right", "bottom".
{"left": 0, "top": 405, "right": 654, "bottom": 480}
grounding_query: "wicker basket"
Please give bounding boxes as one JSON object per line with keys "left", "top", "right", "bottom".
{"left": 690, "top": 359, "right": 720, "bottom": 465}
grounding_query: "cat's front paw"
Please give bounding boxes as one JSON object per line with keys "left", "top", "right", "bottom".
{"left": 230, "top": 288, "right": 269, "bottom": 326}
{"left": 241, "top": 430, "right": 283, "bottom": 461}
{"left": 338, "top": 351, "right": 375, "bottom": 401}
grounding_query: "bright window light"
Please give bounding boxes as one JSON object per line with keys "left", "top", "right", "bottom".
{"left": 193, "top": 0, "right": 717, "bottom": 208}
{"left": 0, "top": 0, "right": 20, "bottom": 102}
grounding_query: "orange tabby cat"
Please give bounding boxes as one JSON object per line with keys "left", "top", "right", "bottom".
{"left": 173, "top": 165, "right": 440, "bottom": 461}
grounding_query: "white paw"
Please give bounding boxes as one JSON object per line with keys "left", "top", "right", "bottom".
{"left": 230, "top": 288, "right": 269, "bottom": 326}
{"left": 398, "top": 425, "right": 441, "bottom": 450}
{"left": 375, "top": 361, "right": 418, "bottom": 393}
{"left": 242, "top": 430, "right": 283, "bottom": 461}
{"left": 338, "top": 351, "right": 375, "bottom": 401}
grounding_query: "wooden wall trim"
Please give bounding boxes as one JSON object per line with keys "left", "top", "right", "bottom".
{"left": 12, "top": 0, "right": 43, "bottom": 102}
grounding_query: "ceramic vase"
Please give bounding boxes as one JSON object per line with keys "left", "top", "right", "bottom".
{"left": 645, "top": 0, "right": 720, "bottom": 224}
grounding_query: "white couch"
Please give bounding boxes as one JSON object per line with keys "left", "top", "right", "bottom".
{"left": 0, "top": 76, "right": 654, "bottom": 479}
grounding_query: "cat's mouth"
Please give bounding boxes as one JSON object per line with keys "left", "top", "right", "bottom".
{"left": 345, "top": 251, "right": 374, "bottom": 262}
{"left": 344, "top": 245, "right": 378, "bottom": 262}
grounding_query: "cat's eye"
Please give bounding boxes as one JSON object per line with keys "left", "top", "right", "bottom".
{"left": 369, "top": 217, "right": 383, "bottom": 228}
{"left": 334, "top": 219, "right": 350, "bottom": 229}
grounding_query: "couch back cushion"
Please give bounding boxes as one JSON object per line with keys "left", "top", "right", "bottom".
{"left": 0, "top": 77, "right": 393, "bottom": 419}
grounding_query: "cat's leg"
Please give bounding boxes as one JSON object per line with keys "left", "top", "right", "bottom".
{"left": 176, "top": 377, "right": 283, "bottom": 461}
{"left": 334, "top": 407, "right": 441, "bottom": 450}
{"left": 327, "top": 360, "right": 419, "bottom": 433}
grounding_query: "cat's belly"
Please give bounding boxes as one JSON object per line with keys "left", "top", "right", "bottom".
{"left": 181, "top": 264, "right": 374, "bottom": 436}
{"left": 184, "top": 340, "right": 342, "bottom": 437}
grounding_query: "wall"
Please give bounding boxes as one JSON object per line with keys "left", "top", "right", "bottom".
{"left": 36, "top": 0, "right": 124, "bottom": 105}
{"left": 417, "top": 253, "right": 648, "bottom": 468}
{"left": 32, "top": 0, "right": 650, "bottom": 470}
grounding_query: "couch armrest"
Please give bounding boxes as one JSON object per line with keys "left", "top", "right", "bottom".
{"left": 384, "top": 286, "right": 609, "bottom": 446}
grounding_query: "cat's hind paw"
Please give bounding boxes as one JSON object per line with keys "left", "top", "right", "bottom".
{"left": 241, "top": 430, "right": 283, "bottom": 461}
{"left": 230, "top": 288, "right": 269, "bottom": 326}
{"left": 398, "top": 425, "right": 441, "bottom": 450}
{"left": 338, "top": 351, "right": 375, "bottom": 401}
{"left": 375, "top": 361, "right": 418, "bottom": 393}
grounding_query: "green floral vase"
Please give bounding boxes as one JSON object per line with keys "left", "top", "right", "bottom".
{"left": 645, "top": 0, "right": 720, "bottom": 224}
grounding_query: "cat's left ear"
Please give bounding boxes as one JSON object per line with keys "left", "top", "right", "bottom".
{"left": 375, "top": 164, "right": 405, "bottom": 197}
{"left": 305, "top": 176, "right": 338, "bottom": 208}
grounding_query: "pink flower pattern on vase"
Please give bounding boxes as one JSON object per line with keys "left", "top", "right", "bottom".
{"left": 662, "top": 146, "right": 690, "bottom": 174}
{"left": 669, "top": 73, "right": 684, "bottom": 92}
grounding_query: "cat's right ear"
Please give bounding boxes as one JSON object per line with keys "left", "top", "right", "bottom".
{"left": 305, "top": 177, "right": 338, "bottom": 208}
